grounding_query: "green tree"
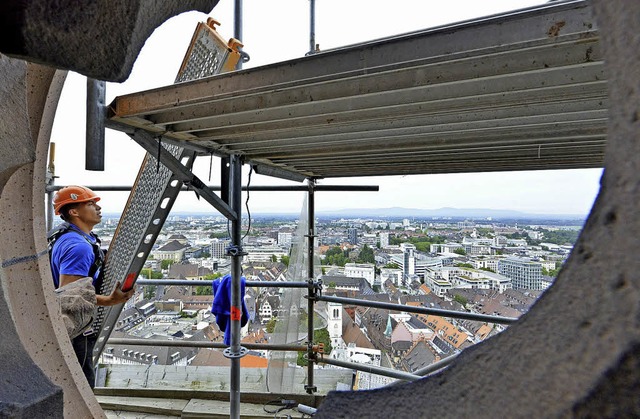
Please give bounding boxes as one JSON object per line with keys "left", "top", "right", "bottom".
{"left": 281, "top": 255, "right": 290, "bottom": 266}
{"left": 415, "top": 242, "right": 431, "bottom": 252}
{"left": 456, "top": 263, "right": 474, "bottom": 268}
{"left": 453, "top": 294, "right": 468, "bottom": 306}
{"left": 328, "top": 281, "right": 337, "bottom": 288}
{"left": 196, "top": 286, "right": 213, "bottom": 295}
{"left": 543, "top": 262, "right": 563, "bottom": 277}
{"left": 325, "top": 246, "right": 349, "bottom": 266}
{"left": 208, "top": 232, "right": 230, "bottom": 239}
{"left": 143, "top": 285, "right": 157, "bottom": 300}
{"left": 357, "top": 244, "right": 375, "bottom": 264}
{"left": 161, "top": 259, "right": 173, "bottom": 270}
{"left": 265, "top": 317, "right": 277, "bottom": 333}
{"left": 383, "top": 262, "right": 399, "bottom": 269}
{"left": 196, "top": 272, "right": 223, "bottom": 295}
{"left": 271, "top": 254, "right": 277, "bottom": 262}
{"left": 453, "top": 247, "right": 466, "bottom": 256}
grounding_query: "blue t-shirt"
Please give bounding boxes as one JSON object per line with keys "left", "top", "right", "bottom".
{"left": 50, "top": 226, "right": 101, "bottom": 289}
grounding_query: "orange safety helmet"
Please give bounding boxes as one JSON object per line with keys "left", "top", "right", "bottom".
{"left": 53, "top": 185, "right": 101, "bottom": 215}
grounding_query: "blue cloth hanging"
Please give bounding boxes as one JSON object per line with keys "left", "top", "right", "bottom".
{"left": 211, "top": 274, "right": 249, "bottom": 345}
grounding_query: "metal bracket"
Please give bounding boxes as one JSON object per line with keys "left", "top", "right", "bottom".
{"left": 129, "top": 129, "right": 237, "bottom": 221}
{"left": 313, "top": 278, "right": 323, "bottom": 295}
{"left": 225, "top": 244, "right": 248, "bottom": 257}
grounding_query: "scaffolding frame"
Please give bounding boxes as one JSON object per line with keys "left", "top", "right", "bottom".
{"left": 46, "top": 179, "right": 517, "bottom": 415}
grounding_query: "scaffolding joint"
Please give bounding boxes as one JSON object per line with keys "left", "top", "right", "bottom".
{"left": 223, "top": 346, "right": 248, "bottom": 359}
{"left": 306, "top": 279, "right": 323, "bottom": 299}
{"left": 225, "top": 244, "right": 247, "bottom": 257}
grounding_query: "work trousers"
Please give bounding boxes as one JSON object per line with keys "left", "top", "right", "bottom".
{"left": 71, "top": 332, "right": 97, "bottom": 388}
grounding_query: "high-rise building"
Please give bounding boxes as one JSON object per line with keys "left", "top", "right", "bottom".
{"left": 498, "top": 256, "right": 544, "bottom": 290}
{"left": 400, "top": 243, "right": 416, "bottom": 279}
{"left": 277, "top": 231, "right": 293, "bottom": 248}
{"left": 348, "top": 228, "right": 358, "bottom": 245}
{"left": 210, "top": 238, "right": 230, "bottom": 259}
{"left": 379, "top": 232, "right": 389, "bottom": 248}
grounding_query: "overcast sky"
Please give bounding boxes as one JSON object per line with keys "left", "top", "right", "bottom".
{"left": 50, "top": 0, "right": 603, "bottom": 216}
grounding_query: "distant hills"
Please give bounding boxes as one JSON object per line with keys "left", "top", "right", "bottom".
{"left": 268, "top": 206, "right": 586, "bottom": 220}
{"left": 107, "top": 206, "right": 587, "bottom": 221}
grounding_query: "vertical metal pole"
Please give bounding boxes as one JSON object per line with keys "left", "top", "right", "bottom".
{"left": 308, "top": 0, "right": 316, "bottom": 55}
{"left": 229, "top": 154, "right": 243, "bottom": 419}
{"left": 221, "top": 157, "right": 230, "bottom": 204}
{"left": 305, "top": 180, "right": 317, "bottom": 394}
{"left": 46, "top": 143, "right": 56, "bottom": 231}
{"left": 86, "top": 78, "right": 106, "bottom": 171}
{"left": 234, "top": 0, "right": 244, "bottom": 70}
{"left": 46, "top": 190, "right": 54, "bottom": 231}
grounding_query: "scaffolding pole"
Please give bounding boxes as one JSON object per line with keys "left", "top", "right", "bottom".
{"left": 315, "top": 294, "right": 518, "bottom": 325}
{"left": 45, "top": 184, "right": 379, "bottom": 193}
{"left": 305, "top": 180, "right": 317, "bottom": 394}
{"left": 107, "top": 338, "right": 311, "bottom": 352}
{"left": 226, "top": 154, "right": 246, "bottom": 419}
{"left": 135, "top": 279, "right": 309, "bottom": 288}
{"left": 316, "top": 356, "right": 420, "bottom": 382}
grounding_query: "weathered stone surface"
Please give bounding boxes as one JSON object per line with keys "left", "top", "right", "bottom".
{"left": 0, "top": 57, "right": 35, "bottom": 191}
{"left": 0, "top": 280, "right": 63, "bottom": 418}
{"left": 0, "top": 0, "right": 220, "bottom": 82}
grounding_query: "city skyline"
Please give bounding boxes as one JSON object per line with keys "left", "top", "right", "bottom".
{"left": 49, "top": 0, "right": 603, "bottom": 216}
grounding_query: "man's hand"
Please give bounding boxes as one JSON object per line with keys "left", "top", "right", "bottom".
{"left": 96, "top": 281, "right": 135, "bottom": 306}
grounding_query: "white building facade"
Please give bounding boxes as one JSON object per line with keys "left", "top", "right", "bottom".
{"left": 498, "top": 256, "right": 545, "bottom": 290}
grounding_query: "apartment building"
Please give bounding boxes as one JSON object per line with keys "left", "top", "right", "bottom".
{"left": 498, "top": 256, "right": 545, "bottom": 290}
{"left": 344, "top": 263, "right": 376, "bottom": 288}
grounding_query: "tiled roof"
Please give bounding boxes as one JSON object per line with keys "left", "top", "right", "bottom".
{"left": 158, "top": 240, "right": 189, "bottom": 251}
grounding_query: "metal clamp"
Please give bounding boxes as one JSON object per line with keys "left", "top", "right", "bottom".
{"left": 312, "top": 278, "right": 323, "bottom": 296}
{"left": 225, "top": 244, "right": 247, "bottom": 257}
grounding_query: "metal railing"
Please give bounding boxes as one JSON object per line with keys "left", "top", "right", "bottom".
{"left": 114, "top": 278, "right": 517, "bottom": 382}
{"left": 50, "top": 183, "right": 517, "bottom": 409}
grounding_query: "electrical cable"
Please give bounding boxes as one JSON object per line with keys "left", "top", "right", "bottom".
{"left": 242, "top": 164, "right": 253, "bottom": 240}
{"left": 263, "top": 399, "right": 299, "bottom": 418}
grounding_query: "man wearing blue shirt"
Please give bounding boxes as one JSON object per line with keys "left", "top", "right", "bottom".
{"left": 50, "top": 185, "right": 134, "bottom": 387}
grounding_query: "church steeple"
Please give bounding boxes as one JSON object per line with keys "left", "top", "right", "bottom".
{"left": 384, "top": 314, "right": 393, "bottom": 337}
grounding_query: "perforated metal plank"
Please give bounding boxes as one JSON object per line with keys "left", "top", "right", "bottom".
{"left": 93, "top": 19, "right": 241, "bottom": 364}
{"left": 92, "top": 145, "right": 194, "bottom": 363}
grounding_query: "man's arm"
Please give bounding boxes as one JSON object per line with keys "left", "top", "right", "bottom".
{"left": 59, "top": 275, "right": 134, "bottom": 306}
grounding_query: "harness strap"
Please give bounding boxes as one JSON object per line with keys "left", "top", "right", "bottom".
{"left": 48, "top": 222, "right": 105, "bottom": 288}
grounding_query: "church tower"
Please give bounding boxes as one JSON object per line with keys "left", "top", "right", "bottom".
{"left": 326, "top": 301, "right": 343, "bottom": 348}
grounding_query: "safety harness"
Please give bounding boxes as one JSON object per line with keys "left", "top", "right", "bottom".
{"left": 47, "top": 222, "right": 105, "bottom": 290}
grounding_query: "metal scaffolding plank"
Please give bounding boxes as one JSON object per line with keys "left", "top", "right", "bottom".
{"left": 107, "top": 1, "right": 606, "bottom": 179}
